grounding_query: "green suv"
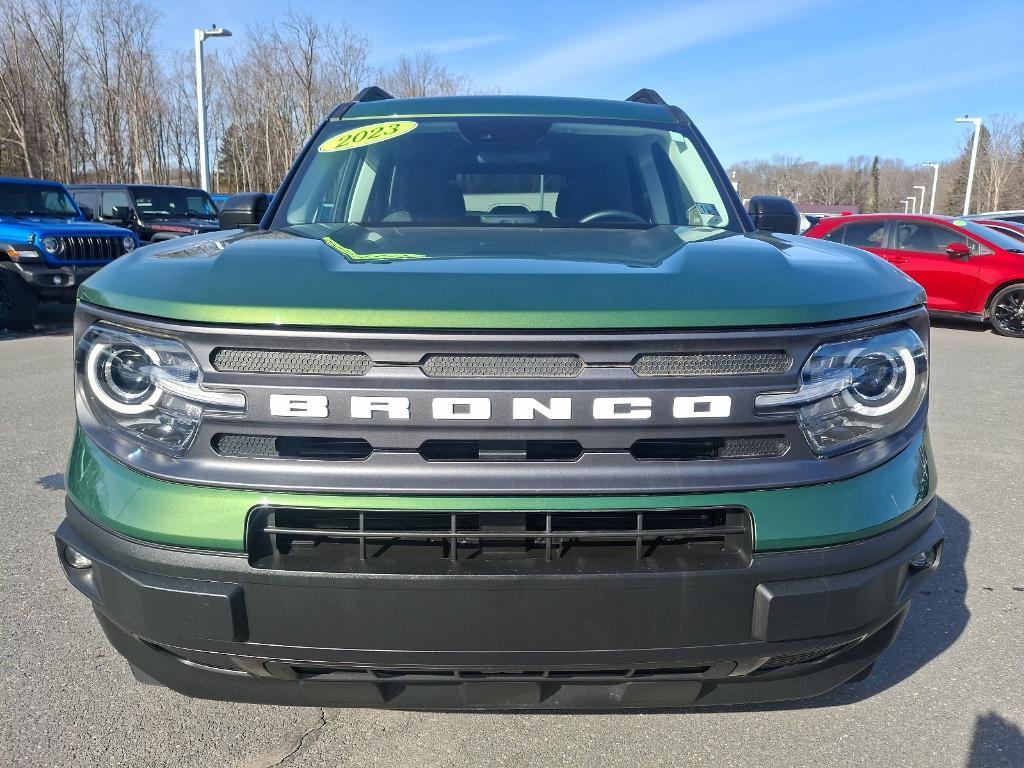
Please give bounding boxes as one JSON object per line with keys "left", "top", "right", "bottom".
{"left": 55, "top": 88, "right": 942, "bottom": 709}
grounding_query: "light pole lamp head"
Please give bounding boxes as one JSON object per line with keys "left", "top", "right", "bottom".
{"left": 196, "top": 26, "right": 233, "bottom": 42}
{"left": 953, "top": 116, "right": 982, "bottom": 127}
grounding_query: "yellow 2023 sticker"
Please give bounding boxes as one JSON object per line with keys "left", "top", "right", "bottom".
{"left": 318, "top": 121, "right": 418, "bottom": 153}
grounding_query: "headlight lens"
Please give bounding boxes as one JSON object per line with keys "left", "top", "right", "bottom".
{"left": 122, "top": 236, "right": 136, "bottom": 252}
{"left": 755, "top": 327, "right": 927, "bottom": 456}
{"left": 41, "top": 236, "right": 62, "bottom": 255}
{"left": 77, "top": 324, "right": 245, "bottom": 455}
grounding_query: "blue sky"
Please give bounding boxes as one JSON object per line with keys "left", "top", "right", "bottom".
{"left": 156, "top": 0, "right": 1023, "bottom": 166}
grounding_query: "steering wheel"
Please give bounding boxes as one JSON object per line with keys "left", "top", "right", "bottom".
{"left": 578, "top": 209, "right": 648, "bottom": 224}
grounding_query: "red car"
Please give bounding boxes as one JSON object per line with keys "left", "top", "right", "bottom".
{"left": 805, "top": 213, "right": 1024, "bottom": 337}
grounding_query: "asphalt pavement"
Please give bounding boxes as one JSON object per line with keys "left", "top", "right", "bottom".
{"left": 1, "top": 306, "right": 1021, "bottom": 768}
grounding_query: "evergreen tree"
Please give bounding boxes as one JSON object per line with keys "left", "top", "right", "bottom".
{"left": 868, "top": 156, "right": 879, "bottom": 213}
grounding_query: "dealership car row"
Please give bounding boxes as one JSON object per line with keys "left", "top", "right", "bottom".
{"left": 0, "top": 177, "right": 269, "bottom": 330}
{"left": 1, "top": 171, "right": 1023, "bottom": 336}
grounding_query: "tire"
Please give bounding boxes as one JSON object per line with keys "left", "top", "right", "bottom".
{"left": 0, "top": 270, "right": 39, "bottom": 332}
{"left": 989, "top": 283, "right": 1024, "bottom": 338}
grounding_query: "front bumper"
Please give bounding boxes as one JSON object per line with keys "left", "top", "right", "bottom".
{"left": 56, "top": 497, "right": 943, "bottom": 709}
{"left": 2, "top": 261, "right": 103, "bottom": 297}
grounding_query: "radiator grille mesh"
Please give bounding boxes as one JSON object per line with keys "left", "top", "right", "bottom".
{"left": 421, "top": 354, "right": 583, "bottom": 378}
{"left": 211, "top": 348, "right": 371, "bottom": 375}
{"left": 632, "top": 352, "right": 790, "bottom": 376}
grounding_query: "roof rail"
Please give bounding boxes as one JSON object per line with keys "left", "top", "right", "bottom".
{"left": 626, "top": 88, "right": 667, "bottom": 106}
{"left": 354, "top": 86, "right": 395, "bottom": 103}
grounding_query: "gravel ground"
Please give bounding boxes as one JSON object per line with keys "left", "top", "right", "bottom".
{"left": 1, "top": 307, "right": 1021, "bottom": 767}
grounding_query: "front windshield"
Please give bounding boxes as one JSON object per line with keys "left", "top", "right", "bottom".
{"left": 130, "top": 186, "right": 217, "bottom": 220}
{"left": 278, "top": 117, "right": 737, "bottom": 233}
{"left": 955, "top": 219, "right": 1024, "bottom": 252}
{"left": 0, "top": 182, "right": 79, "bottom": 218}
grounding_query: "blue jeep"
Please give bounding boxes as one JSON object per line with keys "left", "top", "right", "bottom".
{"left": 0, "top": 177, "right": 139, "bottom": 330}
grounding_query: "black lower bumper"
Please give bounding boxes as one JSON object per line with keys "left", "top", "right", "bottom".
{"left": 56, "top": 499, "right": 943, "bottom": 710}
{"left": 2, "top": 261, "right": 101, "bottom": 298}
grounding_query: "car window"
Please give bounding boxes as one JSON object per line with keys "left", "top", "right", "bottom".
{"left": 823, "top": 220, "right": 885, "bottom": 248}
{"left": 101, "top": 190, "right": 132, "bottom": 217}
{"left": 72, "top": 190, "right": 98, "bottom": 211}
{"left": 128, "top": 186, "right": 218, "bottom": 219}
{"left": 895, "top": 221, "right": 986, "bottom": 255}
{"left": 986, "top": 224, "right": 1024, "bottom": 243}
{"left": 0, "top": 182, "right": 79, "bottom": 217}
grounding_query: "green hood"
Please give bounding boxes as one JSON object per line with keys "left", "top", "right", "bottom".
{"left": 79, "top": 225, "right": 924, "bottom": 329}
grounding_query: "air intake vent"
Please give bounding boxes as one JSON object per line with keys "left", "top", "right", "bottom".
{"left": 213, "top": 434, "right": 371, "bottom": 460}
{"left": 419, "top": 439, "right": 583, "bottom": 462}
{"left": 630, "top": 436, "right": 788, "bottom": 461}
{"left": 211, "top": 348, "right": 371, "bottom": 375}
{"left": 632, "top": 352, "right": 791, "bottom": 376}
{"left": 421, "top": 354, "right": 583, "bottom": 378}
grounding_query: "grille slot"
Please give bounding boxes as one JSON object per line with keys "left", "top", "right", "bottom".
{"left": 632, "top": 352, "right": 791, "bottom": 376}
{"left": 419, "top": 439, "right": 583, "bottom": 462}
{"left": 278, "top": 664, "right": 712, "bottom": 682}
{"left": 758, "top": 640, "right": 858, "bottom": 671}
{"left": 213, "top": 434, "right": 371, "bottom": 460}
{"left": 55, "top": 235, "right": 125, "bottom": 262}
{"left": 631, "top": 436, "right": 788, "bottom": 461}
{"left": 247, "top": 506, "right": 752, "bottom": 573}
{"left": 421, "top": 354, "right": 583, "bottom": 378}
{"left": 211, "top": 348, "right": 371, "bottom": 375}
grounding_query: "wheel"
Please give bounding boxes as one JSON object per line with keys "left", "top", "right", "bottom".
{"left": 989, "top": 284, "right": 1024, "bottom": 338}
{"left": 0, "top": 270, "right": 39, "bottom": 332}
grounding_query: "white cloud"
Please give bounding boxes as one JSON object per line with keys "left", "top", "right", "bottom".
{"left": 375, "top": 33, "right": 513, "bottom": 59}
{"left": 493, "top": 0, "right": 831, "bottom": 92}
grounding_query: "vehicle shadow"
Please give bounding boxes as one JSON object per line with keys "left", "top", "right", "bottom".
{"left": 0, "top": 302, "right": 74, "bottom": 340}
{"left": 929, "top": 317, "right": 990, "bottom": 334}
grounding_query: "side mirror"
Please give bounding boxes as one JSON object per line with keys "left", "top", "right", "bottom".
{"left": 946, "top": 242, "right": 971, "bottom": 260}
{"left": 218, "top": 193, "right": 271, "bottom": 230}
{"left": 747, "top": 195, "right": 801, "bottom": 235}
{"left": 110, "top": 205, "right": 132, "bottom": 222}
{"left": 79, "top": 204, "right": 94, "bottom": 221}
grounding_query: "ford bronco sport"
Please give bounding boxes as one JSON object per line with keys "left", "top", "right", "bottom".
{"left": 55, "top": 88, "right": 943, "bottom": 709}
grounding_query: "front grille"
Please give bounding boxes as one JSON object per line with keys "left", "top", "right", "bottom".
{"left": 421, "top": 354, "right": 583, "bottom": 378}
{"left": 54, "top": 235, "right": 126, "bottom": 262}
{"left": 247, "top": 506, "right": 752, "bottom": 573}
{"left": 211, "top": 348, "right": 371, "bottom": 375}
{"left": 632, "top": 352, "right": 791, "bottom": 376}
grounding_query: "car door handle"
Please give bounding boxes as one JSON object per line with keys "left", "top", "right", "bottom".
{"left": 885, "top": 255, "right": 908, "bottom": 264}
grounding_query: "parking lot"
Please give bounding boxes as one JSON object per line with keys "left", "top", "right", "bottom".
{"left": 0, "top": 308, "right": 1020, "bottom": 768}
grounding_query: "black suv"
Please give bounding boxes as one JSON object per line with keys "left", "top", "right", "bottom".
{"left": 68, "top": 184, "right": 220, "bottom": 243}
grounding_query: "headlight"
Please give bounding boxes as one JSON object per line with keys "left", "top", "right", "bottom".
{"left": 77, "top": 324, "right": 245, "bottom": 455}
{"left": 122, "top": 236, "right": 136, "bottom": 252}
{"left": 755, "top": 327, "right": 927, "bottom": 456}
{"left": 41, "top": 236, "right": 62, "bottom": 255}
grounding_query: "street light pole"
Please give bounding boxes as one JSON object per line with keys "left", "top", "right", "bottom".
{"left": 953, "top": 116, "right": 982, "bottom": 216}
{"left": 194, "top": 25, "right": 232, "bottom": 192}
{"left": 922, "top": 163, "right": 940, "bottom": 215}
{"left": 908, "top": 195, "right": 917, "bottom": 214}
{"left": 902, "top": 199, "right": 910, "bottom": 213}
{"left": 913, "top": 186, "right": 927, "bottom": 214}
